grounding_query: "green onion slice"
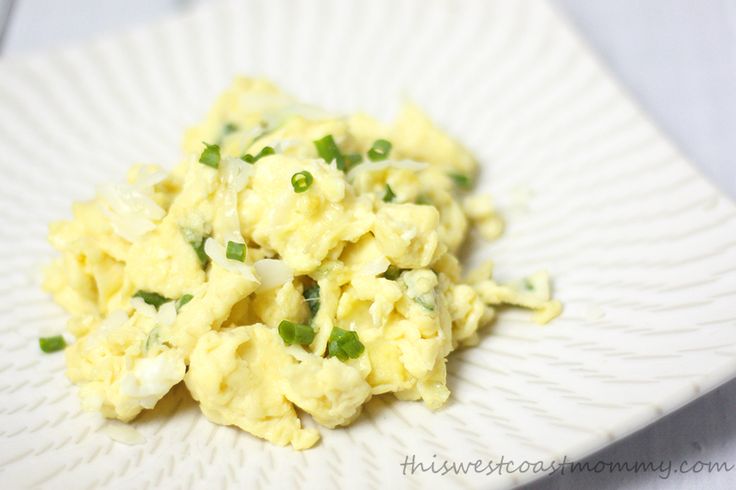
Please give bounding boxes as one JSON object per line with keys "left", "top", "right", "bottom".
{"left": 367, "top": 139, "right": 392, "bottom": 161}
{"left": 144, "top": 327, "right": 160, "bottom": 351}
{"left": 382, "top": 264, "right": 402, "bottom": 280}
{"left": 382, "top": 184, "right": 396, "bottom": 202}
{"left": 278, "top": 320, "right": 316, "bottom": 346}
{"left": 176, "top": 294, "right": 194, "bottom": 311}
{"left": 39, "top": 335, "right": 66, "bottom": 353}
{"left": 449, "top": 172, "right": 472, "bottom": 189}
{"left": 313, "top": 135, "right": 345, "bottom": 171}
{"left": 415, "top": 194, "right": 432, "bottom": 205}
{"left": 327, "top": 327, "right": 364, "bottom": 360}
{"left": 414, "top": 296, "right": 436, "bottom": 312}
{"left": 222, "top": 122, "right": 239, "bottom": 135}
{"left": 328, "top": 339, "right": 346, "bottom": 361}
{"left": 340, "top": 335, "right": 365, "bottom": 358}
{"left": 345, "top": 153, "right": 363, "bottom": 170}
{"left": 241, "top": 146, "right": 275, "bottom": 164}
{"left": 291, "top": 171, "right": 314, "bottom": 193}
{"left": 303, "top": 285, "right": 320, "bottom": 317}
{"left": 133, "top": 290, "right": 170, "bottom": 310}
{"left": 199, "top": 142, "right": 221, "bottom": 168}
{"left": 186, "top": 233, "right": 210, "bottom": 269}
{"left": 226, "top": 241, "right": 247, "bottom": 262}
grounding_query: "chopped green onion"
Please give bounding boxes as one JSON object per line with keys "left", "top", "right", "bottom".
{"left": 199, "top": 142, "right": 221, "bottom": 168}
{"left": 133, "top": 290, "right": 171, "bottom": 310}
{"left": 415, "top": 194, "right": 432, "bottom": 205}
{"left": 278, "top": 320, "right": 295, "bottom": 344}
{"left": 327, "top": 327, "right": 364, "bottom": 361}
{"left": 291, "top": 171, "right": 314, "bottom": 193}
{"left": 367, "top": 139, "right": 392, "bottom": 161}
{"left": 226, "top": 241, "right": 247, "bottom": 262}
{"left": 329, "top": 326, "right": 352, "bottom": 343}
{"left": 241, "top": 146, "right": 275, "bottom": 164}
{"left": 382, "top": 264, "right": 402, "bottom": 280}
{"left": 176, "top": 294, "right": 194, "bottom": 311}
{"left": 414, "top": 296, "right": 435, "bottom": 312}
{"left": 382, "top": 184, "right": 396, "bottom": 202}
{"left": 340, "top": 335, "right": 365, "bottom": 358}
{"left": 278, "top": 320, "right": 315, "bottom": 346}
{"left": 222, "top": 122, "right": 239, "bottom": 135}
{"left": 313, "top": 135, "right": 345, "bottom": 171}
{"left": 303, "top": 285, "right": 320, "bottom": 317}
{"left": 144, "top": 327, "right": 160, "bottom": 351}
{"left": 449, "top": 172, "right": 472, "bottom": 189}
{"left": 345, "top": 153, "right": 363, "bottom": 170}
{"left": 522, "top": 278, "right": 534, "bottom": 291}
{"left": 181, "top": 228, "right": 211, "bottom": 269}
{"left": 188, "top": 235, "right": 210, "bottom": 268}
{"left": 39, "top": 335, "right": 66, "bottom": 353}
{"left": 328, "top": 339, "right": 345, "bottom": 360}
{"left": 294, "top": 325, "right": 315, "bottom": 345}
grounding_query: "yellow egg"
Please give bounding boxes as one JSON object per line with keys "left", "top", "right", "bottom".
{"left": 185, "top": 325, "right": 319, "bottom": 450}
{"left": 44, "top": 77, "right": 561, "bottom": 450}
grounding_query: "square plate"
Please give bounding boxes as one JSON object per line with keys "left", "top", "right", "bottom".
{"left": 1, "top": 0, "right": 735, "bottom": 488}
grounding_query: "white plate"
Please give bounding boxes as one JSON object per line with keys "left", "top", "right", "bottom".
{"left": 1, "top": 0, "right": 735, "bottom": 488}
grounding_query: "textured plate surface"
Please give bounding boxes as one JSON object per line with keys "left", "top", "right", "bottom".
{"left": 1, "top": 0, "right": 735, "bottom": 489}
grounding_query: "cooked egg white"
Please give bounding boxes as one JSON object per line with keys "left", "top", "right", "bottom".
{"left": 44, "top": 77, "right": 561, "bottom": 449}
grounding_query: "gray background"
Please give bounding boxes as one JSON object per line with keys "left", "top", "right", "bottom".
{"left": 1, "top": 0, "right": 734, "bottom": 488}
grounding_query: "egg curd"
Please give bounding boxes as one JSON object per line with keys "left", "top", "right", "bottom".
{"left": 43, "top": 78, "right": 561, "bottom": 450}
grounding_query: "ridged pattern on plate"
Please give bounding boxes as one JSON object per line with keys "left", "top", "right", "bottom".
{"left": 1, "top": 1, "right": 735, "bottom": 489}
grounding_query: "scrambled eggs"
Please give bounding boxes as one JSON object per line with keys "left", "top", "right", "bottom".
{"left": 43, "top": 78, "right": 561, "bottom": 449}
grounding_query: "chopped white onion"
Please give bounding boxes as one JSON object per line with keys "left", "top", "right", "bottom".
{"left": 133, "top": 169, "right": 167, "bottom": 189}
{"left": 346, "top": 159, "right": 429, "bottom": 181}
{"left": 220, "top": 158, "right": 252, "bottom": 243}
{"left": 254, "top": 259, "right": 293, "bottom": 291}
{"left": 265, "top": 105, "right": 332, "bottom": 130}
{"left": 272, "top": 139, "right": 300, "bottom": 153}
{"left": 157, "top": 301, "right": 177, "bottom": 327}
{"left": 99, "top": 184, "right": 165, "bottom": 220}
{"left": 98, "top": 176, "right": 166, "bottom": 243}
{"left": 100, "top": 310, "right": 130, "bottom": 333}
{"left": 100, "top": 421, "right": 145, "bottom": 445}
{"left": 221, "top": 157, "right": 253, "bottom": 193}
{"left": 85, "top": 310, "right": 129, "bottom": 350}
{"left": 400, "top": 228, "right": 417, "bottom": 242}
{"left": 238, "top": 90, "right": 332, "bottom": 126}
{"left": 361, "top": 256, "right": 391, "bottom": 276}
{"left": 204, "top": 238, "right": 259, "bottom": 281}
{"left": 118, "top": 352, "right": 185, "bottom": 410}
{"left": 102, "top": 208, "right": 157, "bottom": 243}
{"left": 131, "top": 297, "right": 158, "bottom": 319}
